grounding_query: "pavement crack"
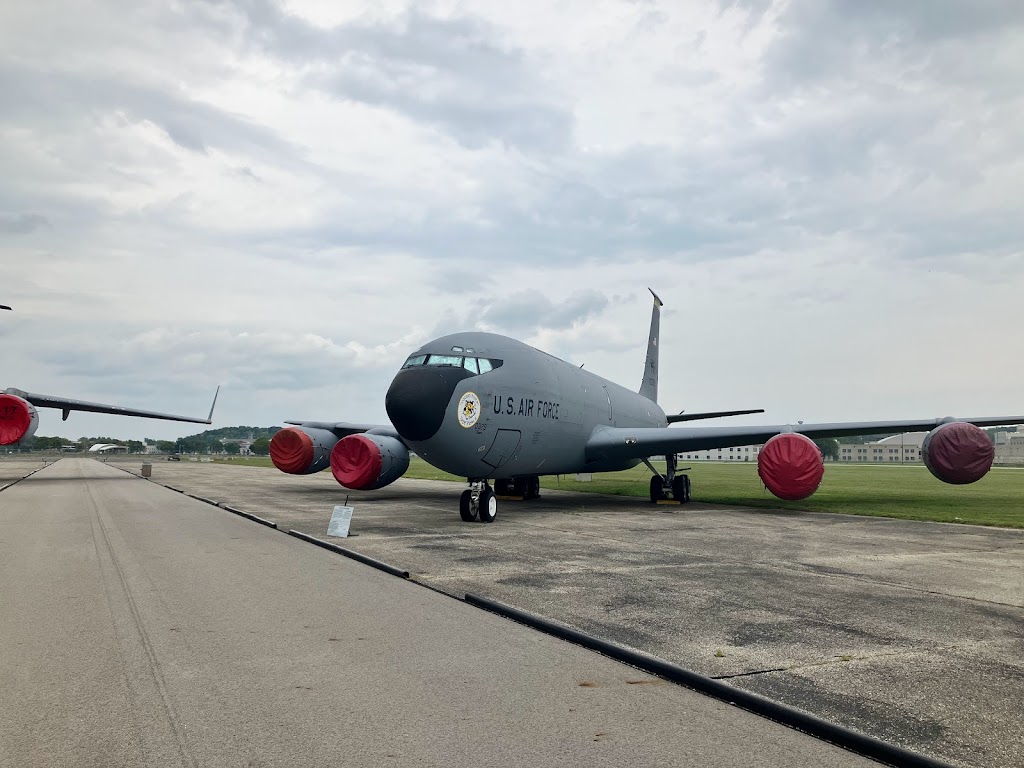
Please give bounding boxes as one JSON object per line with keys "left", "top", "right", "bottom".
{"left": 711, "top": 667, "right": 787, "bottom": 680}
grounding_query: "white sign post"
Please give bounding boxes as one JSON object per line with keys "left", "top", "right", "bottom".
{"left": 327, "top": 505, "right": 354, "bottom": 538}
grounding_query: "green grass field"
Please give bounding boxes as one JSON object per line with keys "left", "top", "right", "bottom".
{"left": 214, "top": 456, "right": 1024, "bottom": 528}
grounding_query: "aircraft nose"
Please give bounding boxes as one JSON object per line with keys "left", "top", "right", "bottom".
{"left": 386, "top": 366, "right": 473, "bottom": 442}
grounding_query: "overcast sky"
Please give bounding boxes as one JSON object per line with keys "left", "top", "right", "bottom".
{"left": 2, "top": 0, "right": 1023, "bottom": 441}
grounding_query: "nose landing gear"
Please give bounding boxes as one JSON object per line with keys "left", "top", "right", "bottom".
{"left": 460, "top": 480, "right": 497, "bottom": 523}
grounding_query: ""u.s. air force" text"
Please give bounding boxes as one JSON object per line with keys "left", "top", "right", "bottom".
{"left": 493, "top": 395, "right": 559, "bottom": 420}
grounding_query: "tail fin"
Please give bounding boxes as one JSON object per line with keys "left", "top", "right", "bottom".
{"left": 639, "top": 289, "right": 662, "bottom": 402}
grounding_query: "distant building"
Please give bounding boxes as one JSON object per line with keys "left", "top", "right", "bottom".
{"left": 838, "top": 433, "right": 924, "bottom": 463}
{"left": 679, "top": 445, "right": 761, "bottom": 462}
{"left": 993, "top": 429, "right": 1024, "bottom": 465}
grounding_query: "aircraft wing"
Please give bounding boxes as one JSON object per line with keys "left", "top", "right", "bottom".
{"left": 284, "top": 420, "right": 401, "bottom": 440}
{"left": 585, "top": 415, "right": 1024, "bottom": 464}
{"left": 4, "top": 386, "right": 219, "bottom": 425}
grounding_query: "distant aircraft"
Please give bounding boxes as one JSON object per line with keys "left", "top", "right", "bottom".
{"left": 269, "top": 292, "right": 1024, "bottom": 523}
{"left": 1, "top": 304, "right": 220, "bottom": 445}
{"left": 89, "top": 443, "right": 128, "bottom": 453}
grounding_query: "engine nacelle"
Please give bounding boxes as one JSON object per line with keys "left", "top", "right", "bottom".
{"left": 922, "top": 421, "right": 993, "bottom": 485}
{"left": 330, "top": 433, "right": 410, "bottom": 490}
{"left": 0, "top": 393, "right": 39, "bottom": 446}
{"left": 269, "top": 426, "right": 339, "bottom": 474}
{"left": 757, "top": 432, "right": 825, "bottom": 500}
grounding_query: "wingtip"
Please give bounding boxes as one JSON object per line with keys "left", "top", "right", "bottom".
{"left": 206, "top": 385, "right": 220, "bottom": 423}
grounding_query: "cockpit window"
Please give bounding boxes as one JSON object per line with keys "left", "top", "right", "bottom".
{"left": 426, "top": 354, "right": 463, "bottom": 367}
{"left": 401, "top": 353, "right": 501, "bottom": 374}
{"left": 402, "top": 354, "right": 428, "bottom": 369}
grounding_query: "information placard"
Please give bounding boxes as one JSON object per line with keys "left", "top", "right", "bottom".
{"left": 327, "top": 505, "right": 354, "bottom": 538}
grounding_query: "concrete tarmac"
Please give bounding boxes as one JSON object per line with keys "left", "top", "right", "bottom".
{"left": 113, "top": 457, "right": 1024, "bottom": 768}
{"left": 0, "top": 459, "right": 875, "bottom": 768}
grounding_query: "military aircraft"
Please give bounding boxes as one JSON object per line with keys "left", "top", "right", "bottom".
{"left": 0, "top": 386, "right": 219, "bottom": 446}
{"left": 269, "top": 292, "right": 1024, "bottom": 523}
{"left": 0, "top": 304, "right": 219, "bottom": 445}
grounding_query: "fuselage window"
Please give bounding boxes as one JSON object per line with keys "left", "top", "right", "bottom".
{"left": 427, "top": 354, "right": 463, "bottom": 367}
{"left": 463, "top": 357, "right": 479, "bottom": 374}
{"left": 402, "top": 354, "right": 428, "bottom": 369}
{"left": 477, "top": 358, "right": 493, "bottom": 374}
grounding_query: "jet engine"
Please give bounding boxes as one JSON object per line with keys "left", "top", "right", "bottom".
{"left": 269, "top": 426, "right": 339, "bottom": 474}
{"left": 0, "top": 392, "right": 39, "bottom": 446}
{"left": 330, "top": 433, "right": 410, "bottom": 490}
{"left": 757, "top": 432, "right": 825, "bottom": 500}
{"left": 921, "top": 421, "right": 994, "bottom": 484}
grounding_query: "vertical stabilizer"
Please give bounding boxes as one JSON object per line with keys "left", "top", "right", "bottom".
{"left": 639, "top": 288, "right": 662, "bottom": 402}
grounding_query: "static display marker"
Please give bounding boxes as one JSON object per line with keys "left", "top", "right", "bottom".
{"left": 327, "top": 505, "right": 354, "bottom": 538}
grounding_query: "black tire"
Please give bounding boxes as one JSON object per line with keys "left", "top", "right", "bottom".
{"left": 672, "top": 475, "right": 691, "bottom": 503}
{"left": 649, "top": 475, "right": 665, "bottom": 503}
{"left": 478, "top": 486, "right": 497, "bottom": 523}
{"left": 495, "top": 479, "right": 512, "bottom": 496}
{"left": 459, "top": 489, "right": 477, "bottom": 522}
{"left": 528, "top": 476, "right": 541, "bottom": 500}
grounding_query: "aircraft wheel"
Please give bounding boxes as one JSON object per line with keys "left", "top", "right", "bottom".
{"left": 672, "top": 475, "right": 691, "bottom": 503}
{"left": 528, "top": 476, "right": 541, "bottom": 500}
{"left": 478, "top": 486, "right": 497, "bottom": 523}
{"left": 649, "top": 475, "right": 665, "bottom": 503}
{"left": 459, "top": 489, "right": 477, "bottom": 522}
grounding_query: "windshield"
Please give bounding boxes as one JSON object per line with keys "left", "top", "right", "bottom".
{"left": 401, "top": 354, "right": 502, "bottom": 374}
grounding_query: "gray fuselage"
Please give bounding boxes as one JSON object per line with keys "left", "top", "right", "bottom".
{"left": 385, "top": 332, "right": 667, "bottom": 480}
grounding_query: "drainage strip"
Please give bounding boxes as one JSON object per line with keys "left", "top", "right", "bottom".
{"left": 464, "top": 593, "right": 955, "bottom": 768}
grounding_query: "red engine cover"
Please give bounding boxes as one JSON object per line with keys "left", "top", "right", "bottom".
{"left": 757, "top": 433, "right": 825, "bottom": 500}
{"left": 0, "top": 393, "right": 37, "bottom": 446}
{"left": 270, "top": 427, "right": 314, "bottom": 474}
{"left": 922, "top": 422, "right": 994, "bottom": 485}
{"left": 331, "top": 435, "right": 383, "bottom": 490}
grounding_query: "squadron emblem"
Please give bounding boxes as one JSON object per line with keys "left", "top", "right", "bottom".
{"left": 457, "top": 392, "right": 481, "bottom": 428}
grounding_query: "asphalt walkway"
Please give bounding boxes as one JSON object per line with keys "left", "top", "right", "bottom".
{"left": 0, "top": 459, "right": 875, "bottom": 767}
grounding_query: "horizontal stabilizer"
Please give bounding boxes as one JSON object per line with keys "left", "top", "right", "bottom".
{"left": 667, "top": 409, "right": 765, "bottom": 424}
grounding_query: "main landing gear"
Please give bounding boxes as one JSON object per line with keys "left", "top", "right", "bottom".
{"left": 644, "top": 454, "right": 691, "bottom": 505}
{"left": 459, "top": 476, "right": 541, "bottom": 523}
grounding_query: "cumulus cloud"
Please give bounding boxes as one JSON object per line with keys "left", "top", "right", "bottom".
{"left": 1, "top": 0, "right": 1022, "bottom": 439}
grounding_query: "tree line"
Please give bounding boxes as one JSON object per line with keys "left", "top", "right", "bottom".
{"left": 9, "top": 426, "right": 282, "bottom": 455}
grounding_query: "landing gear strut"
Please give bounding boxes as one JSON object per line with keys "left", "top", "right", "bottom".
{"left": 494, "top": 476, "right": 541, "bottom": 500}
{"left": 644, "top": 454, "right": 691, "bottom": 504}
{"left": 460, "top": 480, "right": 497, "bottom": 523}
